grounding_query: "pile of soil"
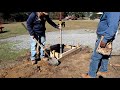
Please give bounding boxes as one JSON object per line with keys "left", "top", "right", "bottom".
{"left": 0, "top": 46, "right": 120, "bottom": 78}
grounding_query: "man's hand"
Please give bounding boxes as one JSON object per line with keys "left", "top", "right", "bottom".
{"left": 58, "top": 26, "right": 61, "bottom": 30}
{"left": 100, "top": 41, "right": 106, "bottom": 48}
{"left": 31, "top": 35, "right": 35, "bottom": 39}
{"left": 56, "top": 25, "right": 61, "bottom": 30}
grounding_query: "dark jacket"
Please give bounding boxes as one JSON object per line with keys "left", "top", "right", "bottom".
{"left": 26, "top": 12, "right": 59, "bottom": 36}
{"left": 97, "top": 12, "right": 120, "bottom": 43}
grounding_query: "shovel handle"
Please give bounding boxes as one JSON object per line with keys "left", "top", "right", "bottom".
{"left": 33, "top": 38, "right": 51, "bottom": 59}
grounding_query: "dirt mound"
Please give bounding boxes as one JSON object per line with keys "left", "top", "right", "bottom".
{"left": 0, "top": 46, "right": 120, "bottom": 78}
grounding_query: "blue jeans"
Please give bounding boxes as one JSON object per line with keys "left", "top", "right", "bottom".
{"left": 88, "top": 35, "right": 111, "bottom": 78}
{"left": 30, "top": 35, "right": 46, "bottom": 61}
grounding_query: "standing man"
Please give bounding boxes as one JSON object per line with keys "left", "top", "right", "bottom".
{"left": 26, "top": 12, "right": 60, "bottom": 65}
{"left": 81, "top": 12, "right": 120, "bottom": 78}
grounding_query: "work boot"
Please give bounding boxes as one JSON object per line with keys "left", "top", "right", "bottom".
{"left": 31, "top": 60, "right": 36, "bottom": 65}
{"left": 97, "top": 71, "right": 109, "bottom": 78}
{"left": 81, "top": 73, "right": 93, "bottom": 78}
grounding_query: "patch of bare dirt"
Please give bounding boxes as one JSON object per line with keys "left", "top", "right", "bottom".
{"left": 0, "top": 46, "right": 120, "bottom": 78}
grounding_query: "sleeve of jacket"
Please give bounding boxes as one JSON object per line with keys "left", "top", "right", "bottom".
{"left": 103, "top": 12, "right": 120, "bottom": 43}
{"left": 26, "top": 13, "right": 35, "bottom": 36}
{"left": 45, "top": 15, "right": 59, "bottom": 29}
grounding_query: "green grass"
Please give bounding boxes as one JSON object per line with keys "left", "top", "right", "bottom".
{"left": 0, "top": 41, "right": 29, "bottom": 63}
{"left": 0, "top": 20, "right": 99, "bottom": 39}
{"left": 46, "top": 20, "right": 98, "bottom": 32}
{"left": 0, "top": 22, "right": 28, "bottom": 39}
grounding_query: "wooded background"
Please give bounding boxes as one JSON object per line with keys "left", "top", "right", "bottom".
{"left": 0, "top": 12, "right": 99, "bottom": 23}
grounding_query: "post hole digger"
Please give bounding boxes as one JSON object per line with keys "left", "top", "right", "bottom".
{"left": 21, "top": 22, "right": 60, "bottom": 66}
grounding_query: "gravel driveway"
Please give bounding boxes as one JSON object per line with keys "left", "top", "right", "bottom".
{"left": 0, "top": 29, "right": 120, "bottom": 55}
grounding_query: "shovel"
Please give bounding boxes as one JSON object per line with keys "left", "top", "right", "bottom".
{"left": 34, "top": 38, "right": 60, "bottom": 66}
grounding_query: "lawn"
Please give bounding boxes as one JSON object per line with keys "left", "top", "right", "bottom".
{"left": 0, "top": 41, "right": 29, "bottom": 63}
{"left": 46, "top": 20, "right": 98, "bottom": 31}
{"left": 0, "top": 20, "right": 99, "bottom": 39}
